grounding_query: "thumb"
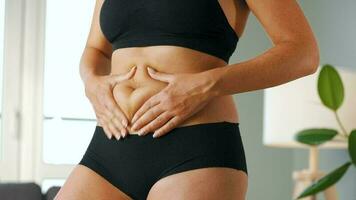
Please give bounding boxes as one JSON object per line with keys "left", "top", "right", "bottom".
{"left": 110, "top": 66, "right": 136, "bottom": 85}
{"left": 147, "top": 67, "right": 174, "bottom": 83}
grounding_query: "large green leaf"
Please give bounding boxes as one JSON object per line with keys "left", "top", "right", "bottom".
{"left": 317, "top": 64, "right": 344, "bottom": 110}
{"left": 296, "top": 162, "right": 352, "bottom": 199}
{"left": 349, "top": 130, "right": 356, "bottom": 166}
{"left": 295, "top": 128, "right": 338, "bottom": 146}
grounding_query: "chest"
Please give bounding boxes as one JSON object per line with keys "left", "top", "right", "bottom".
{"left": 99, "top": 0, "right": 231, "bottom": 41}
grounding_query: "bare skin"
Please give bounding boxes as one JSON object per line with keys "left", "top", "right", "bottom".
{"left": 55, "top": 0, "right": 319, "bottom": 199}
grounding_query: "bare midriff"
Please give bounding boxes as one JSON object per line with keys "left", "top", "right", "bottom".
{"left": 110, "top": 45, "right": 239, "bottom": 135}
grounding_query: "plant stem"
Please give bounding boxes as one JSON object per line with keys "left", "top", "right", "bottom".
{"left": 334, "top": 111, "right": 349, "bottom": 138}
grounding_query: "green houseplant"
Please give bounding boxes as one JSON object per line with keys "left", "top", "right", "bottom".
{"left": 294, "top": 64, "right": 356, "bottom": 199}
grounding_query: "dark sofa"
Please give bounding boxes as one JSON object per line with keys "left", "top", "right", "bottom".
{"left": 0, "top": 182, "right": 60, "bottom": 200}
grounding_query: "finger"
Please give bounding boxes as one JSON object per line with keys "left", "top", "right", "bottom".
{"left": 101, "top": 100, "right": 127, "bottom": 130}
{"left": 102, "top": 111, "right": 126, "bottom": 139}
{"left": 131, "top": 105, "right": 163, "bottom": 132}
{"left": 131, "top": 97, "right": 160, "bottom": 123}
{"left": 102, "top": 90, "right": 128, "bottom": 138}
{"left": 97, "top": 117, "right": 105, "bottom": 127}
{"left": 107, "top": 121, "right": 122, "bottom": 140}
{"left": 95, "top": 99, "right": 127, "bottom": 137}
{"left": 139, "top": 112, "right": 171, "bottom": 136}
{"left": 111, "top": 66, "right": 137, "bottom": 85}
{"left": 152, "top": 116, "right": 180, "bottom": 138}
{"left": 95, "top": 113, "right": 102, "bottom": 126}
{"left": 104, "top": 94, "right": 129, "bottom": 128}
{"left": 112, "top": 116, "right": 128, "bottom": 138}
{"left": 102, "top": 124, "right": 113, "bottom": 140}
{"left": 97, "top": 113, "right": 109, "bottom": 125}
{"left": 95, "top": 111, "right": 111, "bottom": 128}
{"left": 147, "top": 67, "right": 174, "bottom": 83}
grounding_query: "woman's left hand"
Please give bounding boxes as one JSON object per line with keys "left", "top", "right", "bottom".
{"left": 130, "top": 66, "right": 218, "bottom": 138}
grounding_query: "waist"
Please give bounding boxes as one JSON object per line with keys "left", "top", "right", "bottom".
{"left": 110, "top": 46, "right": 239, "bottom": 133}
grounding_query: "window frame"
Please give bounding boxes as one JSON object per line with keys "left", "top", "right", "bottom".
{"left": 0, "top": 0, "right": 24, "bottom": 182}
{"left": 24, "top": 0, "right": 95, "bottom": 184}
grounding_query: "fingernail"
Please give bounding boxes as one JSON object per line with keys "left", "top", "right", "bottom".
{"left": 147, "top": 67, "right": 154, "bottom": 73}
{"left": 115, "top": 134, "right": 121, "bottom": 140}
{"left": 138, "top": 129, "right": 145, "bottom": 136}
{"left": 121, "top": 129, "right": 126, "bottom": 138}
{"left": 131, "top": 66, "right": 136, "bottom": 72}
{"left": 152, "top": 133, "right": 157, "bottom": 138}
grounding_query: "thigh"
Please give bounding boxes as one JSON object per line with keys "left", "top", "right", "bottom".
{"left": 147, "top": 167, "right": 248, "bottom": 200}
{"left": 54, "top": 164, "right": 133, "bottom": 200}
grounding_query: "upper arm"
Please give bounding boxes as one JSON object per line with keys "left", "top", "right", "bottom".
{"left": 245, "top": 0, "right": 318, "bottom": 47}
{"left": 85, "top": 0, "right": 113, "bottom": 59}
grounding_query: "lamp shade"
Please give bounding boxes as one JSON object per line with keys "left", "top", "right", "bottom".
{"left": 263, "top": 66, "right": 355, "bottom": 149}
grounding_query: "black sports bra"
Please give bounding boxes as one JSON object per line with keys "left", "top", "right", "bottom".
{"left": 100, "top": 0, "right": 239, "bottom": 63}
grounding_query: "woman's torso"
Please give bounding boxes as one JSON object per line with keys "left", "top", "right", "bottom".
{"left": 108, "top": 0, "right": 250, "bottom": 134}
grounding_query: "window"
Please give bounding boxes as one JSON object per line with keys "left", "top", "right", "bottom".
{"left": 42, "top": 0, "right": 96, "bottom": 165}
{"left": 1, "top": 0, "right": 98, "bottom": 183}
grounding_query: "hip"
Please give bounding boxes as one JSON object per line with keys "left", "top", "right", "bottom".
{"left": 79, "top": 120, "right": 248, "bottom": 199}
{"left": 85, "top": 121, "right": 248, "bottom": 176}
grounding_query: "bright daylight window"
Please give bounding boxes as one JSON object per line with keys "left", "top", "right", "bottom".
{"left": 43, "top": 0, "right": 97, "bottom": 165}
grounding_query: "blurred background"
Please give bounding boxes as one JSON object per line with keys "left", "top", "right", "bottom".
{"left": 0, "top": 0, "right": 355, "bottom": 199}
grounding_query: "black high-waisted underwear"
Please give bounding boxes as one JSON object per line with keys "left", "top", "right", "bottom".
{"left": 78, "top": 121, "right": 248, "bottom": 200}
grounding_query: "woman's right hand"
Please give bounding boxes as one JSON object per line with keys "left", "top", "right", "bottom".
{"left": 84, "top": 66, "right": 137, "bottom": 140}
